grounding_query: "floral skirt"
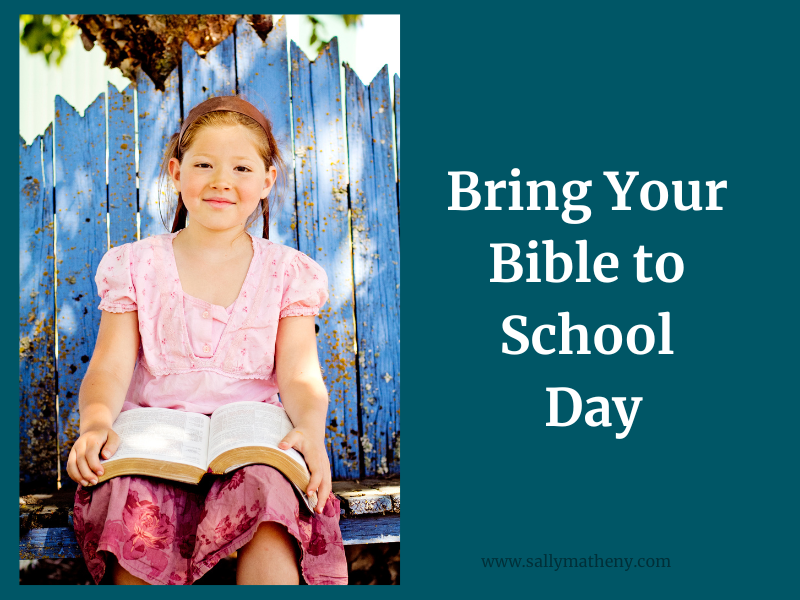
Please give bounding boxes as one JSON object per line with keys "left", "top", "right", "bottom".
{"left": 73, "top": 465, "right": 347, "bottom": 585}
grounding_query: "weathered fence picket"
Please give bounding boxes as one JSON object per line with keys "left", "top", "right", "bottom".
{"left": 107, "top": 83, "right": 138, "bottom": 248}
{"left": 345, "top": 64, "right": 401, "bottom": 476}
{"left": 136, "top": 68, "right": 181, "bottom": 239}
{"left": 20, "top": 19, "right": 399, "bottom": 491}
{"left": 291, "top": 38, "right": 360, "bottom": 480}
{"left": 182, "top": 35, "right": 237, "bottom": 113}
{"left": 19, "top": 127, "right": 57, "bottom": 482}
{"left": 54, "top": 94, "right": 109, "bottom": 469}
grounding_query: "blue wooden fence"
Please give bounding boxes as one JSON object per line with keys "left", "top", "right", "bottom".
{"left": 19, "top": 17, "right": 400, "bottom": 487}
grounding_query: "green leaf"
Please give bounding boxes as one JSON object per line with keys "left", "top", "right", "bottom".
{"left": 19, "top": 14, "right": 76, "bottom": 65}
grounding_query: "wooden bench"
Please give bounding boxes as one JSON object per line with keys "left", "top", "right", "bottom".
{"left": 20, "top": 479, "right": 400, "bottom": 558}
{"left": 19, "top": 17, "right": 400, "bottom": 559}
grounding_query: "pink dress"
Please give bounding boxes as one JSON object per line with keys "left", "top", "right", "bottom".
{"left": 72, "top": 232, "right": 347, "bottom": 585}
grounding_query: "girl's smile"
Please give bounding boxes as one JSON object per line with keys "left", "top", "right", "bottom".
{"left": 204, "top": 196, "right": 236, "bottom": 208}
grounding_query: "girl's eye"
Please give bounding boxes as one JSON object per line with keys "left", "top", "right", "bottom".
{"left": 235, "top": 166, "right": 252, "bottom": 172}
{"left": 195, "top": 163, "right": 211, "bottom": 168}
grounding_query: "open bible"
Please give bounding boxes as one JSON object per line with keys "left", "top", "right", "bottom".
{"left": 96, "top": 401, "right": 317, "bottom": 511}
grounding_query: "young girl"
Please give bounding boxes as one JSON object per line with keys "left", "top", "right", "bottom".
{"left": 67, "top": 96, "right": 347, "bottom": 585}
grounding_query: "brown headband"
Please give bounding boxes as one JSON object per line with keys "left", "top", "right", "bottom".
{"left": 178, "top": 96, "right": 270, "bottom": 147}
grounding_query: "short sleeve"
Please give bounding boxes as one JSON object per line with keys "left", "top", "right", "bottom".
{"left": 95, "top": 244, "right": 137, "bottom": 313}
{"left": 279, "top": 253, "right": 329, "bottom": 318}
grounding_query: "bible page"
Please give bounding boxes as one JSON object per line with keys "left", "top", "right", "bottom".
{"left": 102, "top": 408, "right": 211, "bottom": 470}
{"left": 207, "top": 401, "right": 304, "bottom": 466}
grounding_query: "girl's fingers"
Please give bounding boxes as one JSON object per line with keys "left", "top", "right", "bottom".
{"left": 281, "top": 432, "right": 332, "bottom": 514}
{"left": 66, "top": 448, "right": 81, "bottom": 484}
{"left": 102, "top": 429, "right": 121, "bottom": 460}
{"left": 278, "top": 429, "right": 304, "bottom": 451}
{"left": 306, "top": 453, "right": 332, "bottom": 514}
{"left": 85, "top": 437, "right": 105, "bottom": 477}
{"left": 75, "top": 450, "right": 97, "bottom": 486}
{"left": 68, "top": 430, "right": 115, "bottom": 486}
{"left": 317, "top": 478, "right": 332, "bottom": 514}
{"left": 306, "top": 466, "right": 323, "bottom": 496}
{"left": 67, "top": 443, "right": 90, "bottom": 486}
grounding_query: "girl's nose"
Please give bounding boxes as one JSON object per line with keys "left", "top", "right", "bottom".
{"left": 210, "top": 172, "right": 232, "bottom": 189}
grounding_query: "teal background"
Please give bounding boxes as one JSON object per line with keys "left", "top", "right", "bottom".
{"left": 7, "top": 0, "right": 799, "bottom": 596}
{"left": 402, "top": 0, "right": 798, "bottom": 597}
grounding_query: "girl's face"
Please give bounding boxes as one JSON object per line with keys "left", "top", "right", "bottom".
{"left": 168, "top": 124, "right": 277, "bottom": 233}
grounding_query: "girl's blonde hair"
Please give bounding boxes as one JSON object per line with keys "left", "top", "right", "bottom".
{"left": 158, "top": 107, "right": 286, "bottom": 238}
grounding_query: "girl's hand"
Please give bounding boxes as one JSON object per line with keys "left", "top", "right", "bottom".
{"left": 66, "top": 427, "right": 121, "bottom": 487}
{"left": 278, "top": 429, "right": 332, "bottom": 515}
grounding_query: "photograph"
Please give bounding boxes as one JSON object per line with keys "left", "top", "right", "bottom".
{"left": 19, "top": 13, "right": 400, "bottom": 585}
